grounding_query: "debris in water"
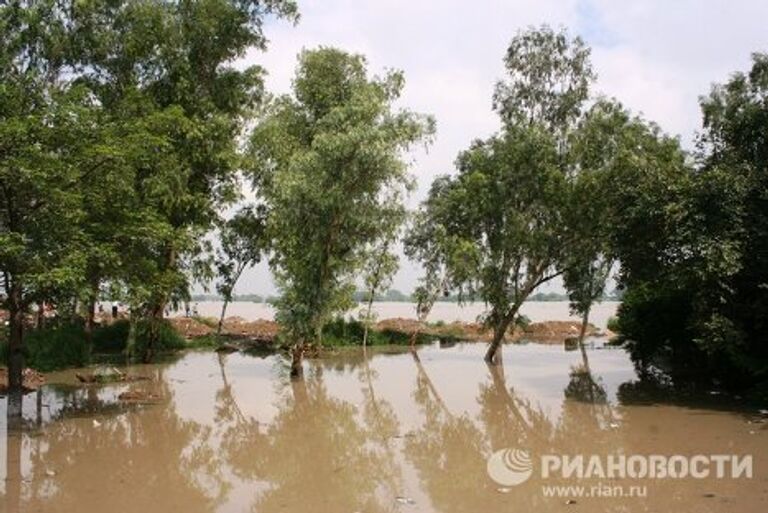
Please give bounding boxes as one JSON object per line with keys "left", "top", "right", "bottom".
{"left": 609, "top": 422, "right": 620, "bottom": 429}
{"left": 395, "top": 496, "right": 416, "bottom": 506}
{"left": 758, "top": 409, "right": 768, "bottom": 415}
{"left": 496, "top": 487, "right": 512, "bottom": 494}
{"left": 118, "top": 390, "right": 160, "bottom": 402}
{"left": 565, "top": 499, "right": 577, "bottom": 505}
{"left": 703, "top": 493, "right": 716, "bottom": 498}
{"left": 45, "top": 470, "right": 56, "bottom": 477}
{"left": 92, "top": 419, "right": 102, "bottom": 428}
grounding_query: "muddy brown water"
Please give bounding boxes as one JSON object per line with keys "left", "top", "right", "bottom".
{"left": 1, "top": 342, "right": 766, "bottom": 512}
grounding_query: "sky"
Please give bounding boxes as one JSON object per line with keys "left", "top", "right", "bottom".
{"left": 226, "top": 0, "right": 768, "bottom": 297}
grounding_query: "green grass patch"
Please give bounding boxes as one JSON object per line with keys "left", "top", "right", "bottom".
{"left": 321, "top": 317, "right": 435, "bottom": 347}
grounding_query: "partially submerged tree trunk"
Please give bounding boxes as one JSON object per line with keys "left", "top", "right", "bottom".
{"left": 145, "top": 245, "right": 177, "bottom": 362}
{"left": 362, "top": 292, "right": 375, "bottom": 349}
{"left": 577, "top": 307, "right": 591, "bottom": 370}
{"left": 144, "top": 302, "right": 165, "bottom": 363}
{"left": 7, "top": 283, "right": 25, "bottom": 397}
{"left": 484, "top": 305, "right": 520, "bottom": 365}
{"left": 217, "top": 298, "right": 230, "bottom": 340}
{"left": 290, "top": 344, "right": 304, "bottom": 379}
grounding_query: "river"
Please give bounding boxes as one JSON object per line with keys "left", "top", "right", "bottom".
{"left": 1, "top": 343, "right": 765, "bottom": 512}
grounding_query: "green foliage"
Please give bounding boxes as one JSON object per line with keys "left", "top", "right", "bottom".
{"left": 91, "top": 321, "right": 132, "bottom": 353}
{"left": 606, "top": 316, "right": 620, "bottom": 333}
{"left": 250, "top": 47, "right": 434, "bottom": 347}
{"left": 21, "top": 325, "right": 90, "bottom": 372}
{"left": 91, "top": 320, "right": 185, "bottom": 355}
{"left": 321, "top": 317, "right": 430, "bottom": 347}
{"left": 185, "top": 335, "right": 220, "bottom": 350}
{"left": 409, "top": 27, "right": 592, "bottom": 355}
{"left": 215, "top": 205, "right": 268, "bottom": 305}
{"left": 610, "top": 54, "right": 768, "bottom": 392}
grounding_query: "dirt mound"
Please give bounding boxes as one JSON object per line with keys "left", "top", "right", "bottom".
{"left": 521, "top": 321, "right": 598, "bottom": 343}
{"left": 0, "top": 367, "right": 45, "bottom": 393}
{"left": 169, "top": 317, "right": 213, "bottom": 338}
{"left": 376, "top": 317, "right": 424, "bottom": 334}
{"left": 221, "top": 318, "right": 280, "bottom": 341}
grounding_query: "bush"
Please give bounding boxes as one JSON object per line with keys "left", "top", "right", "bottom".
{"left": 91, "top": 319, "right": 185, "bottom": 355}
{"left": 23, "top": 323, "right": 90, "bottom": 371}
{"left": 321, "top": 317, "right": 431, "bottom": 346}
{"left": 92, "top": 320, "right": 131, "bottom": 353}
{"left": 606, "top": 316, "right": 620, "bottom": 333}
{"left": 514, "top": 314, "right": 531, "bottom": 330}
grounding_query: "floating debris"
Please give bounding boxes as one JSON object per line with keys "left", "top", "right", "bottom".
{"left": 118, "top": 391, "right": 160, "bottom": 402}
{"left": 395, "top": 496, "right": 416, "bottom": 506}
{"left": 565, "top": 499, "right": 577, "bottom": 505}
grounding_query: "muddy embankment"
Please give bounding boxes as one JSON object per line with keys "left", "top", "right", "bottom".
{"left": 169, "top": 315, "right": 615, "bottom": 346}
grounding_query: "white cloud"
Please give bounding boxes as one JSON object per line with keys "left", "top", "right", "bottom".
{"left": 231, "top": 0, "right": 768, "bottom": 295}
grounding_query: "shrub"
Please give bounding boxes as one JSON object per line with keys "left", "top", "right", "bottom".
{"left": 606, "top": 316, "right": 620, "bottom": 333}
{"left": 92, "top": 319, "right": 185, "bottom": 355}
{"left": 23, "top": 323, "right": 90, "bottom": 371}
{"left": 92, "top": 320, "right": 131, "bottom": 353}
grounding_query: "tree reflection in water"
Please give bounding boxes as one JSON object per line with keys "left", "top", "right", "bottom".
{"left": 5, "top": 368, "right": 222, "bottom": 513}
{"left": 235, "top": 361, "right": 401, "bottom": 513}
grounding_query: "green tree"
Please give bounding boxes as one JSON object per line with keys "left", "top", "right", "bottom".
{"left": 410, "top": 26, "right": 592, "bottom": 364}
{"left": 613, "top": 53, "right": 768, "bottom": 394}
{"left": 250, "top": 47, "right": 434, "bottom": 376}
{"left": 0, "top": 1, "right": 110, "bottom": 403}
{"left": 68, "top": 0, "right": 298, "bottom": 360}
{"left": 214, "top": 205, "right": 268, "bottom": 337}
{"left": 359, "top": 195, "right": 403, "bottom": 348}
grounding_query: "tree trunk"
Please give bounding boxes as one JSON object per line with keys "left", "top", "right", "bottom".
{"left": 217, "top": 298, "right": 230, "bottom": 339}
{"left": 578, "top": 308, "right": 591, "bottom": 372}
{"left": 84, "top": 278, "right": 99, "bottom": 350}
{"left": 36, "top": 301, "right": 45, "bottom": 330}
{"left": 485, "top": 303, "right": 523, "bottom": 365}
{"left": 7, "top": 283, "right": 25, "bottom": 395}
{"left": 85, "top": 298, "right": 96, "bottom": 349}
{"left": 290, "top": 344, "right": 304, "bottom": 379}
{"left": 362, "top": 293, "right": 375, "bottom": 349}
{"left": 485, "top": 319, "right": 510, "bottom": 365}
{"left": 145, "top": 245, "right": 176, "bottom": 362}
{"left": 143, "top": 302, "right": 165, "bottom": 363}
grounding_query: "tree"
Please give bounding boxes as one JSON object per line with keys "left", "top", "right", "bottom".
{"left": 416, "top": 127, "right": 567, "bottom": 364}
{"left": 214, "top": 205, "right": 268, "bottom": 337}
{"left": 561, "top": 100, "right": 631, "bottom": 349}
{"left": 68, "top": 0, "right": 298, "bottom": 361}
{"left": 410, "top": 26, "right": 593, "bottom": 364}
{"left": 612, "top": 53, "right": 768, "bottom": 395}
{"left": 359, "top": 236, "right": 399, "bottom": 350}
{"left": 0, "top": 1, "right": 110, "bottom": 404}
{"left": 250, "top": 47, "right": 434, "bottom": 377}
{"left": 358, "top": 193, "right": 403, "bottom": 349}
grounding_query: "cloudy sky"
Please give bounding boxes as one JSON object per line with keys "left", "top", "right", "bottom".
{"left": 229, "top": 0, "right": 768, "bottom": 296}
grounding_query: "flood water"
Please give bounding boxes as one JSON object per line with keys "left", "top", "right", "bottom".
{"left": 1, "top": 343, "right": 766, "bottom": 512}
{"left": 176, "top": 300, "right": 620, "bottom": 328}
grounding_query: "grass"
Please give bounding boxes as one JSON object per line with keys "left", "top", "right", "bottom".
{"left": 321, "top": 317, "right": 441, "bottom": 347}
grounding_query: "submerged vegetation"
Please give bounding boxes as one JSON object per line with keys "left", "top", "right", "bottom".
{"left": 0, "top": 1, "right": 766, "bottom": 406}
